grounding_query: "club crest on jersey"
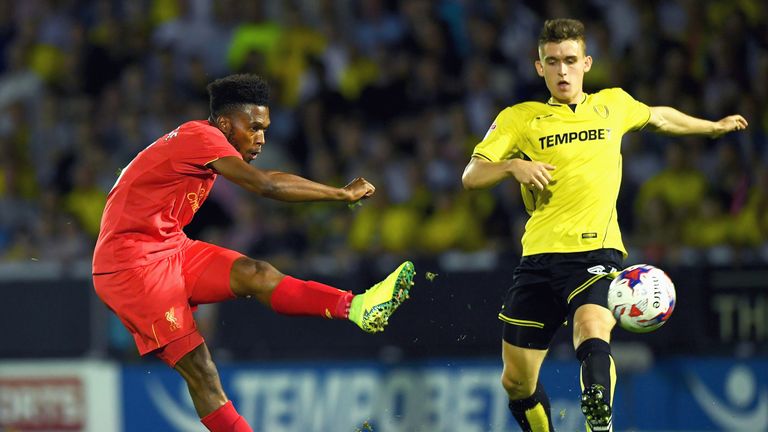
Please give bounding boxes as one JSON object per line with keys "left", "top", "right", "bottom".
{"left": 593, "top": 104, "right": 609, "bottom": 119}
{"left": 165, "top": 307, "right": 181, "bottom": 331}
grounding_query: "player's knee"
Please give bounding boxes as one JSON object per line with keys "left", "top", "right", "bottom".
{"left": 501, "top": 373, "right": 536, "bottom": 400}
{"left": 231, "top": 258, "right": 284, "bottom": 298}
{"left": 576, "top": 318, "right": 610, "bottom": 334}
{"left": 573, "top": 306, "right": 614, "bottom": 344}
{"left": 573, "top": 318, "right": 613, "bottom": 347}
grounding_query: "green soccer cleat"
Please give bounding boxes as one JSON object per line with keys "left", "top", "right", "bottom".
{"left": 349, "top": 261, "right": 415, "bottom": 333}
{"left": 581, "top": 384, "right": 612, "bottom": 432}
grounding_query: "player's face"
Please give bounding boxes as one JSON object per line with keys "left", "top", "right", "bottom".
{"left": 535, "top": 40, "right": 592, "bottom": 104}
{"left": 220, "top": 105, "right": 271, "bottom": 162}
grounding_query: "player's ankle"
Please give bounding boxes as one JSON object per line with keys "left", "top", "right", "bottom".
{"left": 348, "top": 294, "right": 363, "bottom": 322}
{"left": 336, "top": 291, "right": 353, "bottom": 319}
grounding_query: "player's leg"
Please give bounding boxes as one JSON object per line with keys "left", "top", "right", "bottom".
{"left": 182, "top": 241, "right": 352, "bottom": 317}
{"left": 183, "top": 240, "right": 415, "bottom": 333}
{"left": 173, "top": 342, "right": 252, "bottom": 431}
{"left": 498, "top": 255, "right": 564, "bottom": 432}
{"left": 564, "top": 249, "right": 622, "bottom": 432}
{"left": 230, "top": 258, "right": 416, "bottom": 332}
{"left": 573, "top": 304, "right": 616, "bottom": 432}
{"left": 501, "top": 341, "right": 552, "bottom": 432}
{"left": 230, "top": 257, "right": 355, "bottom": 317}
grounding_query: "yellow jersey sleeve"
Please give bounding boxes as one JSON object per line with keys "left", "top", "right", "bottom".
{"left": 471, "top": 107, "right": 524, "bottom": 162}
{"left": 612, "top": 88, "right": 651, "bottom": 132}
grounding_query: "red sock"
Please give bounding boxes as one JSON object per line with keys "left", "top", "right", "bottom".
{"left": 269, "top": 276, "right": 352, "bottom": 319}
{"left": 201, "top": 401, "right": 252, "bottom": 432}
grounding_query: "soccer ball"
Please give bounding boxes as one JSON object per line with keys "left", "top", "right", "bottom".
{"left": 607, "top": 264, "right": 676, "bottom": 333}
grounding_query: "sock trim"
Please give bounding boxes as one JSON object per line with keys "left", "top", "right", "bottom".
{"left": 201, "top": 400, "right": 233, "bottom": 424}
{"left": 576, "top": 337, "right": 611, "bottom": 363}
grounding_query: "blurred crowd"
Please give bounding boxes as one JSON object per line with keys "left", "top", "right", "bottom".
{"left": 1, "top": 0, "right": 767, "bottom": 276}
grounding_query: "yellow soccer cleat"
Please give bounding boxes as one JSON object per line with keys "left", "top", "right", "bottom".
{"left": 349, "top": 261, "right": 415, "bottom": 333}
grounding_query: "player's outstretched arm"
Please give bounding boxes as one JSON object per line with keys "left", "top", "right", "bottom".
{"left": 210, "top": 156, "right": 374, "bottom": 202}
{"left": 646, "top": 106, "right": 748, "bottom": 138}
{"left": 462, "top": 156, "right": 555, "bottom": 191}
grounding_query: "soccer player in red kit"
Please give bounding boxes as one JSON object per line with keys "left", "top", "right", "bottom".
{"left": 92, "top": 74, "right": 415, "bottom": 432}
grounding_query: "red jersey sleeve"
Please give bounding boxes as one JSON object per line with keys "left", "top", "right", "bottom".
{"left": 172, "top": 120, "right": 242, "bottom": 174}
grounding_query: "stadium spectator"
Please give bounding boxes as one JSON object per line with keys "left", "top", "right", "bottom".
{"left": 0, "top": 0, "right": 766, "bottom": 358}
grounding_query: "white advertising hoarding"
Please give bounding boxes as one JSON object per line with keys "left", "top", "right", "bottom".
{"left": 0, "top": 360, "right": 121, "bottom": 432}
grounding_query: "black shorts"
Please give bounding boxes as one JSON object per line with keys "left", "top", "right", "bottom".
{"left": 499, "top": 249, "right": 623, "bottom": 350}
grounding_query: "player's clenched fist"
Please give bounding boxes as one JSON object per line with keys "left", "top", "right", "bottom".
{"left": 343, "top": 177, "right": 375, "bottom": 201}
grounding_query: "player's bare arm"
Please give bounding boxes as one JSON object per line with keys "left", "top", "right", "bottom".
{"left": 462, "top": 156, "right": 555, "bottom": 191}
{"left": 209, "top": 156, "right": 374, "bottom": 202}
{"left": 646, "top": 106, "right": 748, "bottom": 138}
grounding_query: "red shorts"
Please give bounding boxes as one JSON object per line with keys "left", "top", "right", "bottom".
{"left": 93, "top": 240, "right": 243, "bottom": 366}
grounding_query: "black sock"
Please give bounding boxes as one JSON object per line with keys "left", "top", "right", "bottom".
{"left": 576, "top": 338, "right": 615, "bottom": 406}
{"left": 508, "top": 381, "right": 554, "bottom": 432}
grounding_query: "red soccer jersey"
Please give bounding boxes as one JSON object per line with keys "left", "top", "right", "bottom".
{"left": 92, "top": 120, "right": 242, "bottom": 273}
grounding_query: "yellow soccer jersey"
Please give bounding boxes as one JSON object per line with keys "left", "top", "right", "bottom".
{"left": 472, "top": 88, "right": 651, "bottom": 257}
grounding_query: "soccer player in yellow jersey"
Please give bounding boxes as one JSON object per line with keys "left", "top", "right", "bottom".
{"left": 462, "top": 19, "right": 747, "bottom": 432}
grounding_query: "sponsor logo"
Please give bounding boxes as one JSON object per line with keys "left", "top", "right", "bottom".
{"left": 146, "top": 379, "right": 201, "bottom": 431}
{"left": 538, "top": 128, "right": 611, "bottom": 150}
{"left": 587, "top": 265, "right": 617, "bottom": 275}
{"left": 165, "top": 126, "right": 180, "bottom": 141}
{"left": 482, "top": 123, "right": 497, "bottom": 140}
{"left": 186, "top": 187, "right": 207, "bottom": 213}
{"left": 687, "top": 365, "right": 768, "bottom": 430}
{"left": 587, "top": 265, "right": 608, "bottom": 275}
{"left": 0, "top": 378, "right": 85, "bottom": 430}
{"left": 140, "top": 366, "right": 541, "bottom": 431}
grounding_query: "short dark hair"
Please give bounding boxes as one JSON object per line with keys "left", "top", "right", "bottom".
{"left": 207, "top": 74, "right": 270, "bottom": 117}
{"left": 538, "top": 18, "right": 586, "bottom": 51}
